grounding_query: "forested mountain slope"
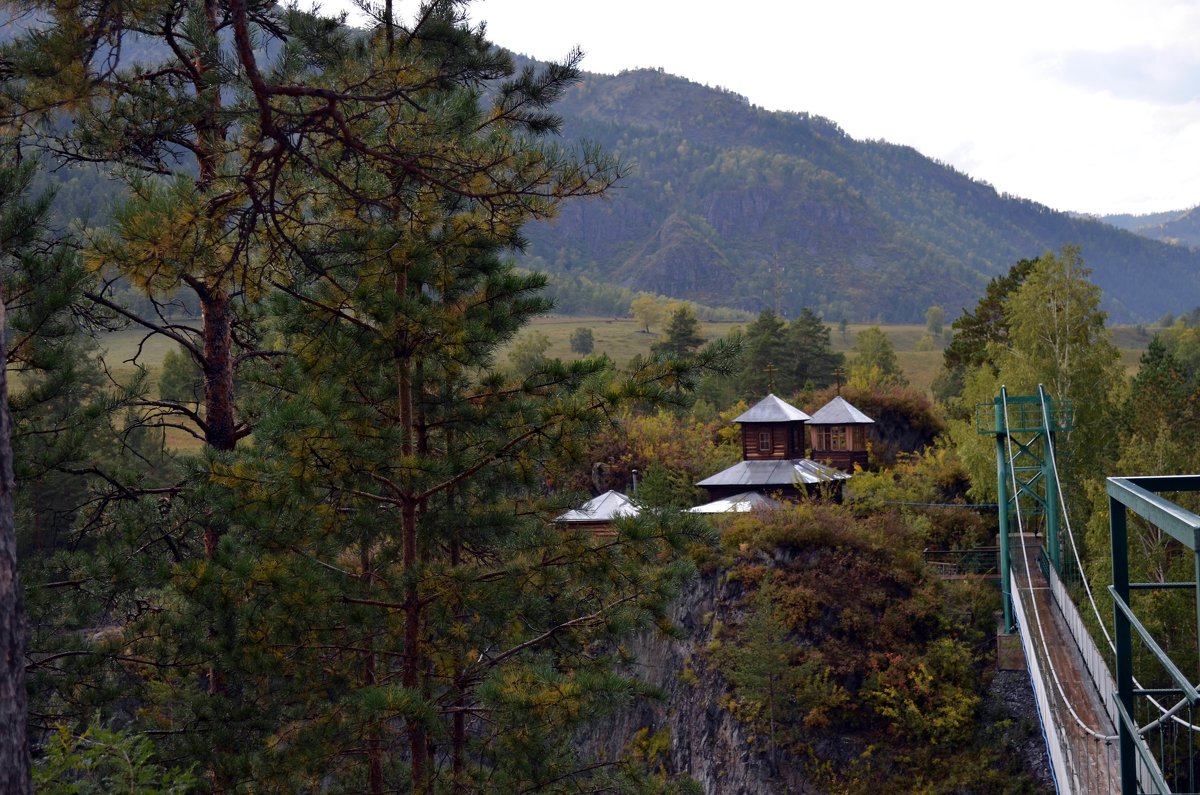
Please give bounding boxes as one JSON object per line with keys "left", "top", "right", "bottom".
{"left": 14, "top": 23, "right": 1200, "bottom": 323}
{"left": 1098, "top": 205, "right": 1200, "bottom": 249}
{"left": 523, "top": 66, "right": 1200, "bottom": 322}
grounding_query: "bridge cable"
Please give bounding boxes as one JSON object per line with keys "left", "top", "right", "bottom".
{"left": 1001, "top": 390, "right": 1118, "bottom": 744}
{"left": 1003, "top": 391, "right": 1118, "bottom": 792}
{"left": 1036, "top": 391, "right": 1200, "bottom": 735}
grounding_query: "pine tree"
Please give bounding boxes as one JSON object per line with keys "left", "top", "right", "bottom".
{"left": 738, "top": 309, "right": 789, "bottom": 396}
{"left": 5, "top": 4, "right": 733, "bottom": 792}
{"left": 0, "top": 158, "right": 35, "bottom": 795}
{"left": 934, "top": 258, "right": 1037, "bottom": 410}
{"left": 2, "top": 0, "right": 297, "bottom": 454}
{"left": 786, "top": 308, "right": 842, "bottom": 389}
{"left": 195, "top": 216, "right": 731, "bottom": 791}
{"left": 652, "top": 306, "right": 704, "bottom": 358}
{"left": 70, "top": 4, "right": 718, "bottom": 791}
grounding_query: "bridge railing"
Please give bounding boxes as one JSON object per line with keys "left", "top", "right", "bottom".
{"left": 1040, "top": 549, "right": 1161, "bottom": 793}
{"left": 922, "top": 546, "right": 999, "bottom": 577}
{"left": 1009, "top": 567, "right": 1073, "bottom": 787}
{"left": 1107, "top": 475, "right": 1200, "bottom": 794}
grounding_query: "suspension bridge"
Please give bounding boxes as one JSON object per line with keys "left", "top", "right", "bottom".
{"left": 974, "top": 386, "right": 1200, "bottom": 793}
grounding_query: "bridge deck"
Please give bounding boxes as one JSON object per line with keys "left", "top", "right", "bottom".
{"left": 1011, "top": 539, "right": 1121, "bottom": 794}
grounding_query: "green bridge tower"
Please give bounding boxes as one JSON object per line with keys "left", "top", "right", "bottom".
{"left": 977, "top": 384, "right": 1073, "bottom": 633}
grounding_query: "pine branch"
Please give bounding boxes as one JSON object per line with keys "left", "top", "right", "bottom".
{"left": 477, "top": 593, "right": 640, "bottom": 670}
{"left": 83, "top": 291, "right": 204, "bottom": 360}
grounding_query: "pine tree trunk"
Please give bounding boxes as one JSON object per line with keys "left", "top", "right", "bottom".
{"left": 199, "top": 287, "right": 234, "bottom": 789}
{"left": 398, "top": 345, "right": 428, "bottom": 790}
{"left": 361, "top": 538, "right": 384, "bottom": 794}
{"left": 0, "top": 281, "right": 32, "bottom": 795}
{"left": 402, "top": 493, "right": 426, "bottom": 787}
{"left": 201, "top": 289, "right": 237, "bottom": 456}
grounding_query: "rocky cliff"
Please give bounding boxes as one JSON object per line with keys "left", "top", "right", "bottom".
{"left": 581, "top": 520, "right": 1054, "bottom": 793}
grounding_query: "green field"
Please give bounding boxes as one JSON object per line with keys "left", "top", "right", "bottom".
{"left": 99, "top": 317, "right": 1157, "bottom": 400}
{"left": 98, "top": 327, "right": 183, "bottom": 382}
{"left": 502, "top": 317, "right": 1155, "bottom": 394}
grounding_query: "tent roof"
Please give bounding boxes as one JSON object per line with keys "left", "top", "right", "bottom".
{"left": 808, "top": 395, "right": 874, "bottom": 425}
{"left": 733, "top": 393, "right": 810, "bottom": 424}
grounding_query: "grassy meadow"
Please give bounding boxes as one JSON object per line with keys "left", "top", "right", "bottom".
{"left": 500, "top": 316, "right": 1156, "bottom": 395}
{"left": 98, "top": 316, "right": 1158, "bottom": 407}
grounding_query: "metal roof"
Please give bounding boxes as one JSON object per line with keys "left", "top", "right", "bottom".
{"left": 555, "top": 490, "right": 640, "bottom": 523}
{"left": 689, "top": 491, "right": 783, "bottom": 514}
{"left": 733, "top": 393, "right": 811, "bottom": 424}
{"left": 808, "top": 395, "right": 874, "bottom": 425}
{"left": 696, "top": 459, "right": 850, "bottom": 488}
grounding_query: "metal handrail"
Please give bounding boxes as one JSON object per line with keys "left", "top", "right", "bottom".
{"left": 1106, "top": 474, "right": 1200, "bottom": 793}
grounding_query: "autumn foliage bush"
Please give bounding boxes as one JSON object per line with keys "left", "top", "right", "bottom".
{"left": 708, "top": 503, "right": 1030, "bottom": 790}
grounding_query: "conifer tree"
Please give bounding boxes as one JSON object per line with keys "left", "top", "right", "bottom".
{"left": 786, "top": 308, "right": 842, "bottom": 389}
{"left": 738, "top": 309, "right": 789, "bottom": 396}
{"left": 652, "top": 305, "right": 704, "bottom": 358}
{"left": 0, "top": 149, "right": 143, "bottom": 793}
{"left": 4, "top": 4, "right": 732, "bottom": 792}
{"left": 190, "top": 194, "right": 733, "bottom": 790}
{"left": 933, "top": 258, "right": 1037, "bottom": 410}
{"left": 1, "top": 0, "right": 290, "bottom": 453}
{"left": 0, "top": 157, "right": 35, "bottom": 795}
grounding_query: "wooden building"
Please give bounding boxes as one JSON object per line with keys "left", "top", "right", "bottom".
{"left": 807, "top": 395, "right": 874, "bottom": 472}
{"left": 555, "top": 490, "right": 639, "bottom": 537}
{"left": 696, "top": 394, "right": 849, "bottom": 502}
{"left": 734, "top": 393, "right": 810, "bottom": 460}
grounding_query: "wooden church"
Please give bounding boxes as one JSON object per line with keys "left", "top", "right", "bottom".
{"left": 560, "top": 392, "right": 876, "bottom": 520}
{"left": 696, "top": 393, "right": 855, "bottom": 503}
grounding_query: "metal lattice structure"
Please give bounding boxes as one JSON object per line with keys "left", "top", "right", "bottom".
{"left": 981, "top": 385, "right": 1200, "bottom": 793}
{"left": 978, "top": 385, "right": 1073, "bottom": 631}
{"left": 1107, "top": 476, "right": 1200, "bottom": 794}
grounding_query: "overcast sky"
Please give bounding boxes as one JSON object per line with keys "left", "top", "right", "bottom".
{"left": 336, "top": 0, "right": 1200, "bottom": 216}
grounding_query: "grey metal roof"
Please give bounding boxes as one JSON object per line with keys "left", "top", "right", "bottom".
{"left": 555, "top": 490, "right": 640, "bottom": 523}
{"left": 689, "top": 491, "right": 783, "bottom": 514}
{"left": 808, "top": 395, "right": 874, "bottom": 425}
{"left": 733, "top": 393, "right": 811, "bottom": 424}
{"left": 696, "top": 459, "right": 850, "bottom": 488}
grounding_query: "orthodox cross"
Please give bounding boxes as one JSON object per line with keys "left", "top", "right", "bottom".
{"left": 765, "top": 363, "right": 777, "bottom": 392}
{"left": 833, "top": 367, "right": 844, "bottom": 395}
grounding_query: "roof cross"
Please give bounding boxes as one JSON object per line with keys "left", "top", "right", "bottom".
{"left": 765, "top": 363, "right": 777, "bottom": 392}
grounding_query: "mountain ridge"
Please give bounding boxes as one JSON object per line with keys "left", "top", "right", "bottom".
{"left": 7, "top": 16, "right": 1200, "bottom": 323}
{"left": 519, "top": 64, "right": 1200, "bottom": 322}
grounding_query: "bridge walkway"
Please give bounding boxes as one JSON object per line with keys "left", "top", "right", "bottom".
{"left": 1011, "top": 534, "right": 1121, "bottom": 793}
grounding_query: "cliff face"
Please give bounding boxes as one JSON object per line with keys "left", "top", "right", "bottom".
{"left": 581, "top": 550, "right": 1053, "bottom": 793}
{"left": 584, "top": 571, "right": 817, "bottom": 794}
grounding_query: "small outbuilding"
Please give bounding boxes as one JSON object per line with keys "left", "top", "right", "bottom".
{"left": 807, "top": 395, "right": 874, "bottom": 472}
{"left": 555, "top": 490, "right": 639, "bottom": 537}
